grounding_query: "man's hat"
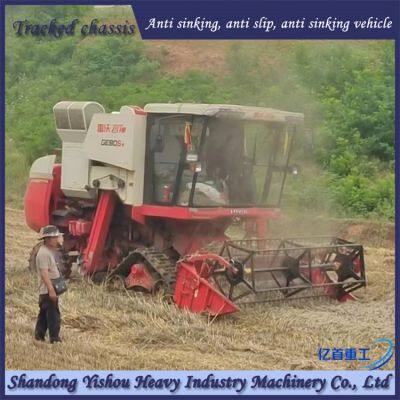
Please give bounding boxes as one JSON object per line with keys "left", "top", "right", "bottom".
{"left": 39, "top": 225, "right": 63, "bottom": 240}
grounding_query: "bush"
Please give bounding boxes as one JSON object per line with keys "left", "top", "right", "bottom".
{"left": 329, "top": 173, "right": 394, "bottom": 219}
{"left": 5, "top": 141, "right": 29, "bottom": 206}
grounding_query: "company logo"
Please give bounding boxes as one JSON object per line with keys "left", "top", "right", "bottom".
{"left": 101, "top": 139, "right": 124, "bottom": 147}
{"left": 317, "top": 338, "right": 394, "bottom": 370}
{"left": 230, "top": 209, "right": 248, "bottom": 215}
{"left": 97, "top": 124, "right": 126, "bottom": 134}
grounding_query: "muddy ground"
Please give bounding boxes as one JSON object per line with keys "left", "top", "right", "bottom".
{"left": 5, "top": 207, "right": 394, "bottom": 370}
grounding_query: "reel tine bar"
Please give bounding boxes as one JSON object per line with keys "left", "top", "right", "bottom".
{"left": 219, "top": 236, "right": 366, "bottom": 303}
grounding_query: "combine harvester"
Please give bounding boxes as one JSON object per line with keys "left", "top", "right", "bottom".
{"left": 24, "top": 102, "right": 366, "bottom": 315}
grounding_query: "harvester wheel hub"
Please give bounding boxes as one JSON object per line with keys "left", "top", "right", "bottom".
{"left": 225, "top": 259, "right": 244, "bottom": 285}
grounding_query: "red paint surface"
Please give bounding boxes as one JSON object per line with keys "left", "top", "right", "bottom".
{"left": 83, "top": 191, "right": 117, "bottom": 274}
{"left": 69, "top": 219, "right": 92, "bottom": 236}
{"left": 132, "top": 205, "right": 280, "bottom": 222}
{"left": 24, "top": 178, "right": 53, "bottom": 232}
{"left": 174, "top": 262, "right": 239, "bottom": 316}
{"left": 311, "top": 268, "right": 355, "bottom": 302}
{"left": 125, "top": 263, "right": 155, "bottom": 292}
{"left": 51, "top": 164, "right": 63, "bottom": 210}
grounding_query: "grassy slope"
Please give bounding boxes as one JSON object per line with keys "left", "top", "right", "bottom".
{"left": 6, "top": 208, "right": 394, "bottom": 370}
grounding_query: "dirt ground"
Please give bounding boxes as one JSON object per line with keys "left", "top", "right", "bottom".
{"left": 5, "top": 207, "right": 394, "bottom": 370}
{"left": 145, "top": 41, "right": 228, "bottom": 76}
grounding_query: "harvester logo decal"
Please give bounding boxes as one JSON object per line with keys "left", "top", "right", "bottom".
{"left": 230, "top": 209, "right": 248, "bottom": 215}
{"left": 97, "top": 123, "right": 127, "bottom": 147}
{"left": 97, "top": 123, "right": 126, "bottom": 134}
{"left": 101, "top": 139, "right": 124, "bottom": 147}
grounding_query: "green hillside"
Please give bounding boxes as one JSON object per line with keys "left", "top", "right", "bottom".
{"left": 5, "top": 6, "right": 394, "bottom": 219}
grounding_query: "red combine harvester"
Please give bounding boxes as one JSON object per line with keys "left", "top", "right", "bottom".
{"left": 24, "top": 102, "right": 366, "bottom": 315}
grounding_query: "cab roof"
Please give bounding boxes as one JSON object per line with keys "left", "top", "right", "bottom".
{"left": 144, "top": 103, "right": 304, "bottom": 124}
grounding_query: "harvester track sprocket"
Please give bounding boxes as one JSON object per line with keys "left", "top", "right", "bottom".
{"left": 110, "top": 247, "right": 177, "bottom": 297}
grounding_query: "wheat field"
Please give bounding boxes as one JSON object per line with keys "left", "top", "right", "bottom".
{"left": 5, "top": 208, "right": 395, "bottom": 370}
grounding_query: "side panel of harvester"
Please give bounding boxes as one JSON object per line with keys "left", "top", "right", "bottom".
{"left": 24, "top": 102, "right": 148, "bottom": 275}
{"left": 24, "top": 155, "right": 57, "bottom": 232}
{"left": 53, "top": 101, "right": 147, "bottom": 205}
{"left": 84, "top": 105, "right": 147, "bottom": 205}
{"left": 54, "top": 101, "right": 105, "bottom": 199}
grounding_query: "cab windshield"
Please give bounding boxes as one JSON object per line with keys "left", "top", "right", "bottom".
{"left": 145, "top": 114, "right": 296, "bottom": 207}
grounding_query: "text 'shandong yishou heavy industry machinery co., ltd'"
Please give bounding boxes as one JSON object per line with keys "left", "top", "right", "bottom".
{"left": 24, "top": 102, "right": 366, "bottom": 315}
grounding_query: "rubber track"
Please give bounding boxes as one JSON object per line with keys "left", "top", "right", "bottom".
{"left": 111, "top": 247, "right": 177, "bottom": 294}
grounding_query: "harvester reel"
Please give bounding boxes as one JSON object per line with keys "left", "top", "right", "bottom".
{"left": 225, "top": 259, "right": 244, "bottom": 285}
{"left": 333, "top": 253, "right": 361, "bottom": 282}
{"left": 215, "top": 237, "right": 367, "bottom": 305}
{"left": 279, "top": 254, "right": 312, "bottom": 298}
{"left": 281, "top": 255, "right": 306, "bottom": 285}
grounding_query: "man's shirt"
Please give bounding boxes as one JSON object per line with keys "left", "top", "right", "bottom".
{"left": 36, "top": 245, "right": 60, "bottom": 295}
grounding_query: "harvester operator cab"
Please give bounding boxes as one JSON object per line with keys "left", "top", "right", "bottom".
{"left": 143, "top": 104, "right": 304, "bottom": 208}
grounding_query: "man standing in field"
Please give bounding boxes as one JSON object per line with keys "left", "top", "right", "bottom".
{"left": 34, "top": 225, "right": 63, "bottom": 343}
